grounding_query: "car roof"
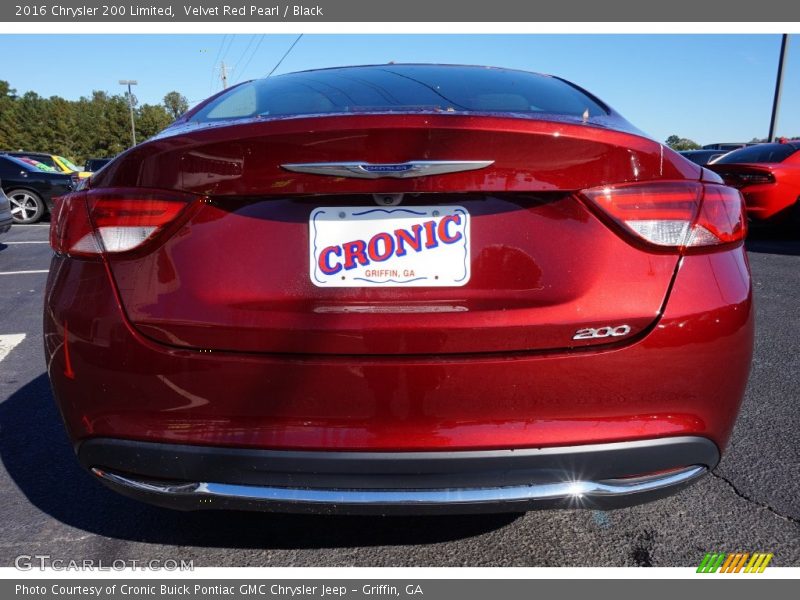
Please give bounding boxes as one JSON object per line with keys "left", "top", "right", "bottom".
{"left": 4, "top": 151, "right": 52, "bottom": 157}
{"left": 267, "top": 62, "right": 555, "bottom": 79}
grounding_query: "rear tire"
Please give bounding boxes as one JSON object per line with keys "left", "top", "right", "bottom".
{"left": 791, "top": 198, "right": 800, "bottom": 238}
{"left": 7, "top": 189, "right": 45, "bottom": 224}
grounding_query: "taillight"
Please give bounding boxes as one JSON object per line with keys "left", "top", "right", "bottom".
{"left": 714, "top": 169, "right": 775, "bottom": 188}
{"left": 735, "top": 172, "right": 775, "bottom": 185}
{"left": 50, "top": 189, "right": 198, "bottom": 257}
{"left": 581, "top": 181, "right": 745, "bottom": 251}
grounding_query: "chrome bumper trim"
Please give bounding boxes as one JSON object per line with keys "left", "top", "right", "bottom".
{"left": 92, "top": 465, "right": 706, "bottom": 508}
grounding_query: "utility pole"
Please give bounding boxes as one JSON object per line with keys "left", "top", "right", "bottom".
{"left": 119, "top": 79, "right": 138, "bottom": 147}
{"left": 768, "top": 34, "right": 790, "bottom": 142}
{"left": 219, "top": 61, "right": 232, "bottom": 89}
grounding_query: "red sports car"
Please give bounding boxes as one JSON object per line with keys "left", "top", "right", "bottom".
{"left": 45, "top": 64, "right": 753, "bottom": 514}
{"left": 709, "top": 141, "right": 800, "bottom": 228}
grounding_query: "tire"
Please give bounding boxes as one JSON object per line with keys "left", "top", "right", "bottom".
{"left": 6, "top": 189, "right": 45, "bottom": 224}
{"left": 791, "top": 198, "right": 800, "bottom": 238}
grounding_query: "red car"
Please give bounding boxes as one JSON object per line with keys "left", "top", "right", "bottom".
{"left": 45, "top": 64, "right": 753, "bottom": 514}
{"left": 709, "top": 141, "right": 800, "bottom": 228}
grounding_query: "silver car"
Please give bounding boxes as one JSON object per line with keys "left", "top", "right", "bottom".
{"left": 0, "top": 184, "right": 13, "bottom": 234}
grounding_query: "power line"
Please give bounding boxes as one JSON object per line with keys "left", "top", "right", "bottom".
{"left": 265, "top": 34, "right": 303, "bottom": 78}
{"left": 232, "top": 34, "right": 258, "bottom": 72}
{"left": 233, "top": 34, "right": 266, "bottom": 84}
{"left": 220, "top": 35, "right": 236, "bottom": 64}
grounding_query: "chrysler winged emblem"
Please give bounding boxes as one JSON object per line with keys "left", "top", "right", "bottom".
{"left": 281, "top": 160, "right": 494, "bottom": 179}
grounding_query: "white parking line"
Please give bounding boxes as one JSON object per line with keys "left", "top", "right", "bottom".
{"left": 3, "top": 241, "right": 50, "bottom": 244}
{"left": 0, "top": 334, "right": 26, "bottom": 363}
{"left": 0, "top": 270, "right": 49, "bottom": 275}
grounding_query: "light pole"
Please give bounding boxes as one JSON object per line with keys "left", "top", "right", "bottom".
{"left": 119, "top": 79, "right": 138, "bottom": 146}
{"left": 768, "top": 35, "right": 790, "bottom": 142}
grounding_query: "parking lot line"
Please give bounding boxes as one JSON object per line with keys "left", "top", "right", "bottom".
{"left": 0, "top": 270, "right": 49, "bottom": 275}
{"left": 0, "top": 334, "right": 26, "bottom": 363}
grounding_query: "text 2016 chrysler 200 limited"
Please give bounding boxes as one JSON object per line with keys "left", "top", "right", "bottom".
{"left": 45, "top": 65, "right": 753, "bottom": 514}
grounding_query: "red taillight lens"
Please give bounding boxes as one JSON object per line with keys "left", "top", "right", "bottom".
{"left": 689, "top": 184, "right": 747, "bottom": 247}
{"left": 736, "top": 172, "right": 775, "bottom": 185}
{"left": 581, "top": 181, "right": 745, "bottom": 250}
{"left": 715, "top": 169, "right": 776, "bottom": 188}
{"left": 50, "top": 189, "right": 197, "bottom": 257}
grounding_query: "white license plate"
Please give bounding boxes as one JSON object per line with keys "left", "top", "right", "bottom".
{"left": 309, "top": 206, "right": 470, "bottom": 287}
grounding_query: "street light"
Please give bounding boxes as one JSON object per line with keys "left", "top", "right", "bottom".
{"left": 768, "top": 35, "right": 791, "bottom": 143}
{"left": 119, "top": 80, "right": 138, "bottom": 147}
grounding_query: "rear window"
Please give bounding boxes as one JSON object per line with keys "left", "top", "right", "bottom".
{"left": 190, "top": 65, "right": 609, "bottom": 123}
{"left": 0, "top": 156, "right": 34, "bottom": 171}
{"left": 714, "top": 144, "right": 798, "bottom": 164}
{"left": 16, "top": 154, "right": 58, "bottom": 169}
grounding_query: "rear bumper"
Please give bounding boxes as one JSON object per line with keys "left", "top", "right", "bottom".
{"left": 44, "top": 247, "right": 754, "bottom": 454}
{"left": 81, "top": 436, "right": 717, "bottom": 514}
{"left": 741, "top": 184, "right": 799, "bottom": 222}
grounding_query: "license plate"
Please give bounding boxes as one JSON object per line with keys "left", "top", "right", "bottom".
{"left": 309, "top": 206, "right": 471, "bottom": 287}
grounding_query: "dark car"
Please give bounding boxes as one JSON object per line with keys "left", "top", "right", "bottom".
{"left": 46, "top": 64, "right": 752, "bottom": 514}
{"left": 84, "top": 158, "right": 113, "bottom": 172}
{"left": 3, "top": 151, "right": 62, "bottom": 171}
{"left": 0, "top": 155, "right": 73, "bottom": 223}
{"left": 680, "top": 149, "right": 727, "bottom": 166}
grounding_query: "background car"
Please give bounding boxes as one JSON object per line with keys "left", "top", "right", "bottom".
{"left": 0, "top": 185, "right": 11, "bottom": 235}
{"left": 0, "top": 155, "right": 72, "bottom": 223}
{"left": 46, "top": 64, "right": 752, "bottom": 514}
{"left": 84, "top": 158, "right": 113, "bottom": 172}
{"left": 3, "top": 151, "right": 91, "bottom": 179}
{"left": 53, "top": 154, "right": 91, "bottom": 179}
{"left": 15, "top": 156, "right": 60, "bottom": 173}
{"left": 679, "top": 149, "right": 727, "bottom": 166}
{"left": 708, "top": 141, "right": 800, "bottom": 228}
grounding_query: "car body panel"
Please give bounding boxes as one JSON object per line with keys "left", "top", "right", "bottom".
{"left": 0, "top": 187, "right": 12, "bottom": 234}
{"left": 45, "top": 245, "right": 752, "bottom": 453}
{"left": 44, "top": 65, "right": 752, "bottom": 512}
{"left": 709, "top": 144, "right": 800, "bottom": 223}
{"left": 93, "top": 114, "right": 699, "bottom": 196}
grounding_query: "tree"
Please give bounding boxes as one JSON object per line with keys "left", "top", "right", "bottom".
{"left": 0, "top": 81, "right": 180, "bottom": 163}
{"left": 137, "top": 104, "right": 173, "bottom": 139}
{"left": 163, "top": 91, "right": 189, "bottom": 120}
{"left": 665, "top": 135, "right": 701, "bottom": 151}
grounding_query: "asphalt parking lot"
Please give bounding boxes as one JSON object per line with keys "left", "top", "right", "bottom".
{"left": 0, "top": 223, "right": 798, "bottom": 568}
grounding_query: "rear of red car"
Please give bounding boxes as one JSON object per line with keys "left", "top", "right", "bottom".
{"left": 709, "top": 142, "right": 800, "bottom": 226}
{"left": 44, "top": 65, "right": 753, "bottom": 514}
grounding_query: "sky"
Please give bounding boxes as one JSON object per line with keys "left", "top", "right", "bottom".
{"left": 1, "top": 34, "right": 798, "bottom": 145}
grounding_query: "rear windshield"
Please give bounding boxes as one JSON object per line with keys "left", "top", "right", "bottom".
{"left": 189, "top": 65, "right": 609, "bottom": 123}
{"left": 714, "top": 144, "right": 798, "bottom": 164}
{"left": 16, "top": 154, "right": 58, "bottom": 169}
{"left": 1, "top": 156, "right": 35, "bottom": 171}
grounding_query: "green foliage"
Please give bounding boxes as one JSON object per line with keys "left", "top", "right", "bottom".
{"left": 665, "top": 134, "right": 701, "bottom": 151}
{"left": 0, "top": 81, "right": 181, "bottom": 165}
{"left": 163, "top": 91, "right": 189, "bottom": 120}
